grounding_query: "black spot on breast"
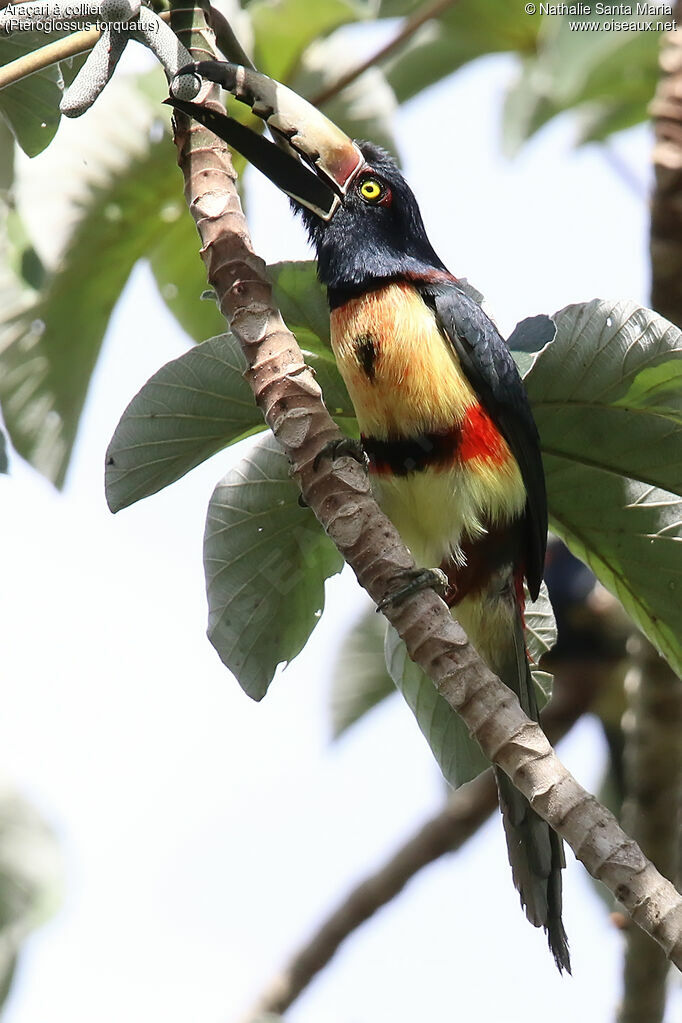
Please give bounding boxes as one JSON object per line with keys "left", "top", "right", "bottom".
{"left": 354, "top": 333, "right": 377, "bottom": 381}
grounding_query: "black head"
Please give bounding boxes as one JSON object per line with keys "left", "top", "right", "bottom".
{"left": 166, "top": 66, "right": 450, "bottom": 302}
{"left": 296, "top": 142, "right": 449, "bottom": 302}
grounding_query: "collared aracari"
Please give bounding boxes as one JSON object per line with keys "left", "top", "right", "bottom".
{"left": 167, "top": 62, "right": 570, "bottom": 973}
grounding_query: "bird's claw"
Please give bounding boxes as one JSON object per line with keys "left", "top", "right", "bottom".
{"left": 313, "top": 437, "right": 368, "bottom": 472}
{"left": 377, "top": 567, "right": 449, "bottom": 611}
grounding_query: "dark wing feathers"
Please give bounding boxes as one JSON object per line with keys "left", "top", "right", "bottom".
{"left": 425, "top": 283, "right": 551, "bottom": 600}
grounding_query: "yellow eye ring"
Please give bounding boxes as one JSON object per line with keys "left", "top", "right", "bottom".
{"left": 359, "top": 178, "right": 383, "bottom": 202}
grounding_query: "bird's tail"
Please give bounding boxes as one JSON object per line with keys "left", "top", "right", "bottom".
{"left": 455, "top": 579, "right": 571, "bottom": 973}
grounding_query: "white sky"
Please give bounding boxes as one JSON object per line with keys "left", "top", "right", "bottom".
{"left": 1, "top": 32, "right": 681, "bottom": 1023}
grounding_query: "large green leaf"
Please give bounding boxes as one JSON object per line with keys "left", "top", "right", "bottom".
{"left": 250, "top": 0, "right": 366, "bottom": 83}
{"left": 548, "top": 472, "right": 682, "bottom": 678}
{"left": 384, "top": 0, "right": 540, "bottom": 104}
{"left": 0, "top": 30, "right": 62, "bottom": 156}
{"left": 105, "top": 312, "right": 354, "bottom": 512}
{"left": 526, "top": 299, "right": 682, "bottom": 674}
{"left": 0, "top": 72, "right": 227, "bottom": 486}
{"left": 385, "top": 583, "right": 556, "bottom": 789}
{"left": 528, "top": 300, "right": 682, "bottom": 501}
{"left": 330, "top": 607, "right": 395, "bottom": 738}
{"left": 204, "top": 431, "right": 344, "bottom": 699}
{"left": 105, "top": 332, "right": 263, "bottom": 513}
{"left": 0, "top": 135, "right": 178, "bottom": 485}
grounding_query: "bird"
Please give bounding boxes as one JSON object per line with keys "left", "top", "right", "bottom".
{"left": 167, "top": 61, "right": 570, "bottom": 973}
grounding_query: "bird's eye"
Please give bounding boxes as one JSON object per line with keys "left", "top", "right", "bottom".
{"left": 359, "top": 177, "right": 384, "bottom": 202}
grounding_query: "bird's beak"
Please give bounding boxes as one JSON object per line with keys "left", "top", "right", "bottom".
{"left": 165, "top": 61, "right": 366, "bottom": 221}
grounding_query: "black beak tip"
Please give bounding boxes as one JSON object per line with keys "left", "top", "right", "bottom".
{"left": 174, "top": 62, "right": 201, "bottom": 79}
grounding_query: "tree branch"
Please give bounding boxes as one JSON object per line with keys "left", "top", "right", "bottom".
{"left": 239, "top": 661, "right": 600, "bottom": 1021}
{"left": 310, "top": 0, "right": 461, "bottom": 108}
{"left": 169, "top": 15, "right": 682, "bottom": 975}
{"left": 650, "top": 4, "right": 682, "bottom": 327}
{"left": 618, "top": 636, "right": 682, "bottom": 1023}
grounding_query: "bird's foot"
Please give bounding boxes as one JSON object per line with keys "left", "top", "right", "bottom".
{"left": 377, "top": 567, "right": 448, "bottom": 611}
{"left": 313, "top": 437, "right": 368, "bottom": 472}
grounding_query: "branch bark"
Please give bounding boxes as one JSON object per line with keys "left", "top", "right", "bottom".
{"left": 618, "top": 637, "right": 682, "bottom": 1023}
{"left": 650, "top": 4, "right": 682, "bottom": 326}
{"left": 169, "top": 13, "right": 682, "bottom": 976}
{"left": 239, "top": 660, "right": 601, "bottom": 1021}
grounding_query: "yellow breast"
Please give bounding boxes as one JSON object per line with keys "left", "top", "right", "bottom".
{"left": 328, "top": 282, "right": 526, "bottom": 567}
{"left": 330, "top": 282, "right": 477, "bottom": 438}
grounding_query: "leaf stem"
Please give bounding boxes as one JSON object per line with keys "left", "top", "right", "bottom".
{"left": 0, "top": 30, "right": 101, "bottom": 90}
{"left": 310, "top": 0, "right": 462, "bottom": 107}
{"left": 0, "top": 10, "right": 172, "bottom": 92}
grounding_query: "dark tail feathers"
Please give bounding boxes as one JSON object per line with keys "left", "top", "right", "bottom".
{"left": 495, "top": 767, "right": 570, "bottom": 972}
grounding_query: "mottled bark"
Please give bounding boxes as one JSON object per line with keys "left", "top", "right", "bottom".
{"left": 618, "top": 638, "right": 682, "bottom": 1023}
{"left": 650, "top": 5, "right": 682, "bottom": 326}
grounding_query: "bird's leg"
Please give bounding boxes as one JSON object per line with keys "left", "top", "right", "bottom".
{"left": 377, "top": 567, "right": 449, "bottom": 611}
{"left": 313, "top": 437, "right": 368, "bottom": 471}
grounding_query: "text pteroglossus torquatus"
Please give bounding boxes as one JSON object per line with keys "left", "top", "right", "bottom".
{"left": 167, "top": 61, "right": 570, "bottom": 972}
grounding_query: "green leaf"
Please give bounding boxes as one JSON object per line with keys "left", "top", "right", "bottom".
{"left": 0, "top": 119, "right": 14, "bottom": 190}
{"left": 575, "top": 101, "right": 652, "bottom": 147}
{"left": 0, "top": 135, "right": 178, "bottom": 485}
{"left": 524, "top": 583, "right": 557, "bottom": 710}
{"left": 0, "top": 425, "right": 8, "bottom": 475}
{"left": 105, "top": 298, "right": 356, "bottom": 513}
{"left": 384, "top": 0, "right": 541, "bottom": 104}
{"left": 526, "top": 299, "right": 682, "bottom": 674}
{"left": 377, "top": 0, "right": 422, "bottom": 13}
{"left": 385, "top": 623, "right": 490, "bottom": 788}
{"left": 0, "top": 31, "right": 62, "bottom": 156}
{"left": 0, "top": 73, "right": 226, "bottom": 486}
{"left": 502, "top": 14, "right": 659, "bottom": 152}
{"left": 268, "top": 261, "right": 356, "bottom": 429}
{"left": 548, "top": 471, "right": 682, "bottom": 679}
{"left": 250, "top": 0, "right": 366, "bottom": 83}
{"left": 147, "top": 201, "right": 226, "bottom": 344}
{"left": 105, "top": 333, "right": 265, "bottom": 513}
{"left": 330, "top": 608, "right": 395, "bottom": 738}
{"left": 204, "top": 431, "right": 344, "bottom": 699}
{"left": 528, "top": 300, "right": 682, "bottom": 500}
{"left": 385, "top": 583, "right": 555, "bottom": 788}
{"left": 268, "top": 261, "right": 331, "bottom": 350}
